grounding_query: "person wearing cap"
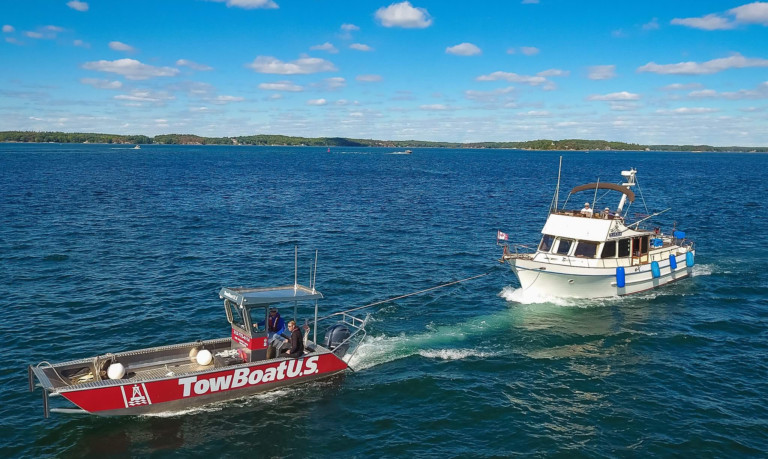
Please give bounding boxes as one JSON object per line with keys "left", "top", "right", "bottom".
{"left": 580, "top": 202, "right": 593, "bottom": 217}
{"left": 262, "top": 308, "right": 287, "bottom": 356}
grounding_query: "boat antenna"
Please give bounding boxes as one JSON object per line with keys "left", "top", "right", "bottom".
{"left": 592, "top": 178, "right": 600, "bottom": 210}
{"left": 551, "top": 156, "right": 563, "bottom": 212}
{"left": 294, "top": 246, "right": 298, "bottom": 292}
{"left": 312, "top": 249, "right": 318, "bottom": 293}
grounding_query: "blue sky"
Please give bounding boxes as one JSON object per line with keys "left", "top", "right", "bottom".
{"left": 2, "top": 1, "right": 768, "bottom": 145}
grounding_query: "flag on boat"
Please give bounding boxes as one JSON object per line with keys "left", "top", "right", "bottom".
{"left": 497, "top": 230, "right": 508, "bottom": 241}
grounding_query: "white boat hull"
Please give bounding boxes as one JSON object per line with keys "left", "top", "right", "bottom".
{"left": 508, "top": 250, "right": 694, "bottom": 298}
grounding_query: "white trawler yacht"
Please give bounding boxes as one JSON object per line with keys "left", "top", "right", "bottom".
{"left": 500, "top": 166, "right": 695, "bottom": 299}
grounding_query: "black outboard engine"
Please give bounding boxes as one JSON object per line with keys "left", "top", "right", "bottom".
{"left": 324, "top": 324, "right": 351, "bottom": 357}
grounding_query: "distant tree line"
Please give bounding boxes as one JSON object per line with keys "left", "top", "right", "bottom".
{"left": 1, "top": 131, "right": 765, "bottom": 152}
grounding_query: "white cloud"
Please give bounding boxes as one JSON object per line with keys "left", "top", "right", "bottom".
{"left": 538, "top": 69, "right": 569, "bottom": 77}
{"left": 671, "top": 14, "right": 735, "bottom": 30}
{"left": 73, "top": 39, "right": 90, "bottom": 48}
{"left": 341, "top": 23, "right": 359, "bottom": 32}
{"left": 356, "top": 74, "right": 382, "bottom": 82}
{"left": 446, "top": 42, "right": 481, "bottom": 56}
{"left": 350, "top": 43, "right": 373, "bottom": 51}
{"left": 672, "top": 2, "right": 768, "bottom": 30}
{"left": 246, "top": 55, "right": 337, "bottom": 74}
{"left": 588, "top": 65, "right": 616, "bottom": 80}
{"left": 657, "top": 107, "right": 719, "bottom": 114}
{"left": 67, "top": 1, "right": 89, "bottom": 12}
{"left": 3, "top": 25, "right": 15, "bottom": 33}
{"left": 521, "top": 0, "right": 539, "bottom": 4}
{"left": 310, "top": 42, "right": 338, "bottom": 53}
{"left": 506, "top": 46, "right": 539, "bottom": 55}
{"left": 642, "top": 18, "right": 660, "bottom": 30}
{"left": 661, "top": 83, "right": 703, "bottom": 91}
{"left": 472, "top": 69, "right": 561, "bottom": 92}
{"left": 420, "top": 104, "right": 449, "bottom": 110}
{"left": 258, "top": 81, "right": 304, "bottom": 92}
{"left": 307, "top": 98, "right": 327, "bottom": 106}
{"left": 638, "top": 54, "right": 768, "bottom": 75}
{"left": 476, "top": 71, "right": 547, "bottom": 85}
{"left": 80, "top": 78, "right": 123, "bottom": 89}
{"left": 520, "top": 110, "right": 550, "bottom": 117}
{"left": 209, "top": 0, "right": 278, "bottom": 9}
{"left": 730, "top": 2, "right": 768, "bottom": 25}
{"left": 688, "top": 82, "right": 768, "bottom": 100}
{"left": 114, "top": 89, "right": 175, "bottom": 103}
{"left": 375, "top": 1, "right": 433, "bottom": 29}
{"left": 319, "top": 77, "right": 346, "bottom": 90}
{"left": 464, "top": 86, "right": 515, "bottom": 102}
{"left": 588, "top": 91, "right": 640, "bottom": 101}
{"left": 176, "top": 59, "right": 213, "bottom": 71}
{"left": 25, "top": 31, "right": 44, "bottom": 39}
{"left": 109, "top": 41, "right": 136, "bottom": 52}
{"left": 210, "top": 95, "right": 244, "bottom": 104}
{"left": 82, "top": 58, "right": 180, "bottom": 80}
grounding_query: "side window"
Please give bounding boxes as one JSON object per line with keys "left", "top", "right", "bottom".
{"left": 618, "top": 239, "right": 631, "bottom": 257}
{"left": 539, "top": 234, "right": 554, "bottom": 252}
{"left": 601, "top": 241, "right": 617, "bottom": 258}
{"left": 574, "top": 241, "right": 598, "bottom": 258}
{"left": 556, "top": 239, "right": 573, "bottom": 255}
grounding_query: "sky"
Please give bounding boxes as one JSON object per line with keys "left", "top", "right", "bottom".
{"left": 2, "top": 1, "right": 768, "bottom": 146}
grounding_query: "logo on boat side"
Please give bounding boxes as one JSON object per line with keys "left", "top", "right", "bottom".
{"left": 121, "top": 383, "right": 152, "bottom": 408}
{"left": 177, "top": 356, "right": 320, "bottom": 397}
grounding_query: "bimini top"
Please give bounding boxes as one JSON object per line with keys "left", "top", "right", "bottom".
{"left": 569, "top": 182, "right": 635, "bottom": 202}
{"left": 219, "top": 284, "right": 323, "bottom": 308}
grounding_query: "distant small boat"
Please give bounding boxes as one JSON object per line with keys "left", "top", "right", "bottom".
{"left": 327, "top": 147, "right": 330, "bottom": 153}
{"left": 133, "top": 145, "right": 141, "bottom": 150}
{"left": 405, "top": 150, "right": 412, "bottom": 154}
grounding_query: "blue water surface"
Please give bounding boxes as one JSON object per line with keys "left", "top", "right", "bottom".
{"left": 1, "top": 144, "right": 766, "bottom": 457}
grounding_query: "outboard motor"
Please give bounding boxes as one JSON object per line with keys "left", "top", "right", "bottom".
{"left": 324, "top": 324, "right": 351, "bottom": 357}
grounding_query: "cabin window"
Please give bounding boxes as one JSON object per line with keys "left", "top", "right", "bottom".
{"left": 539, "top": 234, "right": 554, "bottom": 252}
{"left": 618, "top": 239, "right": 631, "bottom": 258}
{"left": 601, "top": 241, "right": 616, "bottom": 258}
{"left": 555, "top": 239, "right": 573, "bottom": 255}
{"left": 574, "top": 241, "right": 598, "bottom": 258}
{"left": 226, "top": 300, "right": 247, "bottom": 330}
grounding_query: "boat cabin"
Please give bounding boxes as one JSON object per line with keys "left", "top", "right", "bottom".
{"left": 220, "top": 285, "right": 322, "bottom": 364}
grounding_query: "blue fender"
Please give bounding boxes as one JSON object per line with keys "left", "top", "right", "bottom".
{"left": 651, "top": 261, "right": 660, "bottom": 278}
{"left": 686, "top": 251, "right": 694, "bottom": 267}
{"left": 616, "top": 267, "right": 625, "bottom": 288}
{"left": 669, "top": 254, "right": 677, "bottom": 270}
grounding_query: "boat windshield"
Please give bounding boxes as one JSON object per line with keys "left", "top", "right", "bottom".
{"left": 539, "top": 235, "right": 554, "bottom": 252}
{"left": 574, "top": 241, "right": 598, "bottom": 258}
{"left": 555, "top": 239, "right": 573, "bottom": 255}
{"left": 226, "top": 300, "right": 247, "bottom": 329}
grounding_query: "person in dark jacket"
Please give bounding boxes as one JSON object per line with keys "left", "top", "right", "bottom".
{"left": 285, "top": 320, "right": 304, "bottom": 358}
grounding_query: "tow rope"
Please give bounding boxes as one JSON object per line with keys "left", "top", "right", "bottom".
{"left": 329, "top": 270, "right": 494, "bottom": 318}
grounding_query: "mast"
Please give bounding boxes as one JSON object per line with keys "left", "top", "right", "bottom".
{"left": 552, "top": 156, "right": 563, "bottom": 212}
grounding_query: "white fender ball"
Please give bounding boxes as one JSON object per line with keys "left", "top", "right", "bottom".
{"left": 196, "top": 349, "right": 213, "bottom": 366}
{"left": 107, "top": 363, "right": 126, "bottom": 380}
{"left": 189, "top": 347, "right": 199, "bottom": 362}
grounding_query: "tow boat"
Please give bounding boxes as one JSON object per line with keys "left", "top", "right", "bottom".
{"left": 500, "top": 166, "right": 695, "bottom": 298}
{"left": 28, "top": 251, "right": 368, "bottom": 417}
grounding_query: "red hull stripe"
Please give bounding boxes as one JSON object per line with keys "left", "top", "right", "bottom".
{"left": 61, "top": 353, "right": 346, "bottom": 413}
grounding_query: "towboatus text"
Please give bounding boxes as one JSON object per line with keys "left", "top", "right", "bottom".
{"left": 178, "top": 356, "right": 319, "bottom": 397}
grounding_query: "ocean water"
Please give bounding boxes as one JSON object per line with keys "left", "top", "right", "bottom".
{"left": 1, "top": 144, "right": 766, "bottom": 457}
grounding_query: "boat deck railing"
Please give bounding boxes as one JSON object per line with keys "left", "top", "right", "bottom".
{"left": 500, "top": 243, "right": 536, "bottom": 261}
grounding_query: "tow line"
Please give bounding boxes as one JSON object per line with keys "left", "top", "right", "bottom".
{"left": 325, "top": 271, "right": 494, "bottom": 319}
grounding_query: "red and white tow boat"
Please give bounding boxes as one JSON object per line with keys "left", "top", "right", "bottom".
{"left": 28, "top": 252, "right": 368, "bottom": 417}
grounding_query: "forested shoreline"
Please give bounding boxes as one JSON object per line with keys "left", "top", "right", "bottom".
{"left": 1, "top": 131, "right": 765, "bottom": 152}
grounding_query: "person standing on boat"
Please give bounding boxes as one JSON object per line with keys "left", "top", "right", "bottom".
{"left": 580, "top": 202, "right": 593, "bottom": 217}
{"left": 285, "top": 320, "right": 304, "bottom": 358}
